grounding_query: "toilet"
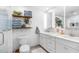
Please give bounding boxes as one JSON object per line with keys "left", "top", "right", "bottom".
{"left": 18, "top": 34, "right": 37, "bottom": 53}
{"left": 17, "top": 36, "right": 31, "bottom": 53}
{"left": 20, "top": 45, "right": 30, "bottom": 53}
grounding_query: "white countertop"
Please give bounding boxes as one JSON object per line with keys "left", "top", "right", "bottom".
{"left": 40, "top": 31, "right": 79, "bottom": 43}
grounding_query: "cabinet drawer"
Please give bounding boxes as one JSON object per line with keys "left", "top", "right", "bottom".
{"left": 40, "top": 34, "right": 51, "bottom": 39}
{"left": 56, "top": 37, "right": 79, "bottom": 49}
{"left": 64, "top": 40, "right": 79, "bottom": 49}
{"left": 40, "top": 33, "right": 55, "bottom": 53}
{"left": 40, "top": 37, "right": 46, "bottom": 46}
{"left": 64, "top": 45, "right": 79, "bottom": 53}
{"left": 56, "top": 38, "right": 65, "bottom": 43}
{"left": 56, "top": 41, "right": 79, "bottom": 53}
{"left": 40, "top": 34, "right": 55, "bottom": 41}
{"left": 40, "top": 36, "right": 55, "bottom": 49}
{"left": 47, "top": 39, "right": 55, "bottom": 49}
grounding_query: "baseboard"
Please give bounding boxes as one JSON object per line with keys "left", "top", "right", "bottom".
{"left": 31, "top": 44, "right": 49, "bottom": 53}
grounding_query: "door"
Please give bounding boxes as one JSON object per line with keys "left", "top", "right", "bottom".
{"left": 0, "top": 9, "right": 12, "bottom": 53}
{"left": 0, "top": 32, "right": 4, "bottom": 45}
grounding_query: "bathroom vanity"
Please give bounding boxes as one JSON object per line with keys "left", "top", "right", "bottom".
{"left": 40, "top": 31, "right": 79, "bottom": 53}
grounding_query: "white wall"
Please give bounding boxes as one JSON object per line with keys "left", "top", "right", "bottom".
{"left": 12, "top": 7, "right": 45, "bottom": 51}
{"left": 44, "top": 11, "right": 55, "bottom": 30}
{"left": 29, "top": 7, "right": 44, "bottom": 31}
{"left": 47, "top": 12, "right": 52, "bottom": 28}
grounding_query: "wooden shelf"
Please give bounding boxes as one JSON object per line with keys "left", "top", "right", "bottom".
{"left": 12, "top": 15, "right": 32, "bottom": 18}
{"left": 12, "top": 27, "right": 32, "bottom": 29}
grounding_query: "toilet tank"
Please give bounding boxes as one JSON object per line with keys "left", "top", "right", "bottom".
{"left": 18, "top": 34, "right": 39, "bottom": 47}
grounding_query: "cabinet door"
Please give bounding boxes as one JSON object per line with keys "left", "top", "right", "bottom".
{"left": 65, "top": 46, "right": 79, "bottom": 53}
{"left": 47, "top": 39, "right": 55, "bottom": 52}
{"left": 62, "top": 39, "right": 79, "bottom": 50}
{"left": 56, "top": 40, "right": 68, "bottom": 53}
{"left": 56, "top": 38, "right": 66, "bottom": 53}
{"left": 40, "top": 34, "right": 46, "bottom": 48}
{"left": 56, "top": 38, "right": 79, "bottom": 53}
{"left": 40, "top": 34, "right": 55, "bottom": 53}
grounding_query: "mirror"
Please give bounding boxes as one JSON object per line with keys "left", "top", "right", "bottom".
{"left": 44, "top": 6, "right": 64, "bottom": 32}
{"left": 55, "top": 16, "right": 63, "bottom": 28}
{"left": 54, "top": 6, "right": 64, "bottom": 29}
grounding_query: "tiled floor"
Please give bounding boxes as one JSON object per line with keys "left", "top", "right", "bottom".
{"left": 15, "top": 45, "right": 47, "bottom": 53}
{"left": 31, "top": 46, "right": 47, "bottom": 53}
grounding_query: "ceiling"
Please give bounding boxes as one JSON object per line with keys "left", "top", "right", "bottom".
{"left": 35, "top": 6, "right": 79, "bottom": 18}
{"left": 27, "top": 6, "right": 79, "bottom": 18}
{"left": 66, "top": 6, "right": 79, "bottom": 18}
{"left": 32, "top": 6, "right": 64, "bottom": 17}
{"left": 1, "top": 6, "right": 79, "bottom": 18}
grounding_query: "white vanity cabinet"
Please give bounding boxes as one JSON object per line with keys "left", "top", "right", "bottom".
{"left": 56, "top": 38, "right": 79, "bottom": 53}
{"left": 40, "top": 33, "right": 55, "bottom": 53}
{"left": 40, "top": 32, "right": 79, "bottom": 53}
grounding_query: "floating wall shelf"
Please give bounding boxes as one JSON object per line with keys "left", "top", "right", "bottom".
{"left": 12, "top": 15, "right": 32, "bottom": 19}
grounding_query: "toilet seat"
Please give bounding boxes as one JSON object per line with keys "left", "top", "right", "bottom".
{"left": 20, "top": 45, "right": 30, "bottom": 53}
